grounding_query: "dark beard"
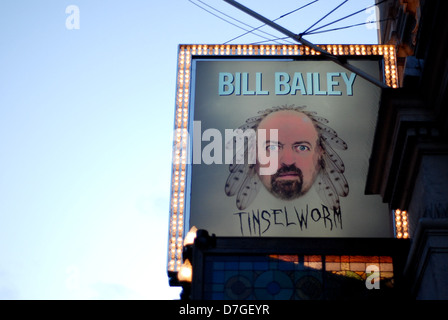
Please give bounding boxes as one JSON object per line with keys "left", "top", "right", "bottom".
{"left": 270, "top": 165, "right": 304, "bottom": 200}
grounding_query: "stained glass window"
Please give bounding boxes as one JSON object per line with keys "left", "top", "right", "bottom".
{"left": 202, "top": 254, "right": 394, "bottom": 300}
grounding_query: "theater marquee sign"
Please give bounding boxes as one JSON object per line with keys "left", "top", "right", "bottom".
{"left": 167, "top": 44, "right": 398, "bottom": 273}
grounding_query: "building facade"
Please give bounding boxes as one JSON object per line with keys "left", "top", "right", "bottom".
{"left": 367, "top": 0, "right": 448, "bottom": 299}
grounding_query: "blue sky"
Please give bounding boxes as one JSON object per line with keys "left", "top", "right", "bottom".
{"left": 0, "top": 0, "right": 378, "bottom": 300}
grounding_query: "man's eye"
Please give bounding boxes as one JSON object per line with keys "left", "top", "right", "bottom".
{"left": 266, "top": 145, "right": 279, "bottom": 151}
{"left": 295, "top": 145, "right": 310, "bottom": 152}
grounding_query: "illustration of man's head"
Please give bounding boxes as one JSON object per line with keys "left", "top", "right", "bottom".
{"left": 255, "top": 110, "right": 323, "bottom": 200}
{"left": 225, "top": 105, "right": 349, "bottom": 211}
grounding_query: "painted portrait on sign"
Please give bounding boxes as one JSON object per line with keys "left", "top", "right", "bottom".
{"left": 225, "top": 105, "right": 348, "bottom": 212}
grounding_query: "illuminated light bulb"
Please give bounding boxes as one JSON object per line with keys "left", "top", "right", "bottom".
{"left": 294, "top": 46, "right": 299, "bottom": 55}
{"left": 183, "top": 226, "right": 198, "bottom": 246}
{"left": 178, "top": 259, "right": 192, "bottom": 283}
{"left": 349, "top": 46, "right": 354, "bottom": 54}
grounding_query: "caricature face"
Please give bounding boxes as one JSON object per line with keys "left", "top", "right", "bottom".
{"left": 256, "top": 110, "right": 323, "bottom": 200}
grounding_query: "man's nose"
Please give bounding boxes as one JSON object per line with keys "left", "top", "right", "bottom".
{"left": 280, "top": 147, "right": 295, "bottom": 166}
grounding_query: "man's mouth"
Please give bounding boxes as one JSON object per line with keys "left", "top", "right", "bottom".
{"left": 276, "top": 171, "right": 300, "bottom": 180}
{"left": 270, "top": 166, "right": 304, "bottom": 200}
{"left": 272, "top": 165, "right": 304, "bottom": 182}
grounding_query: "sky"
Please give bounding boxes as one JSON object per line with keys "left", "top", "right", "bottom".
{"left": 0, "top": 0, "right": 378, "bottom": 300}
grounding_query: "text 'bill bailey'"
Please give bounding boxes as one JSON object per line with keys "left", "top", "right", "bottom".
{"left": 218, "top": 71, "right": 357, "bottom": 96}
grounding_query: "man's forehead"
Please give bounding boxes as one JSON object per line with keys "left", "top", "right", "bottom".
{"left": 258, "top": 110, "right": 315, "bottom": 129}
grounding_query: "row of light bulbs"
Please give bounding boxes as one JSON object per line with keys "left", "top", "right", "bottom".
{"left": 394, "top": 209, "right": 409, "bottom": 239}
